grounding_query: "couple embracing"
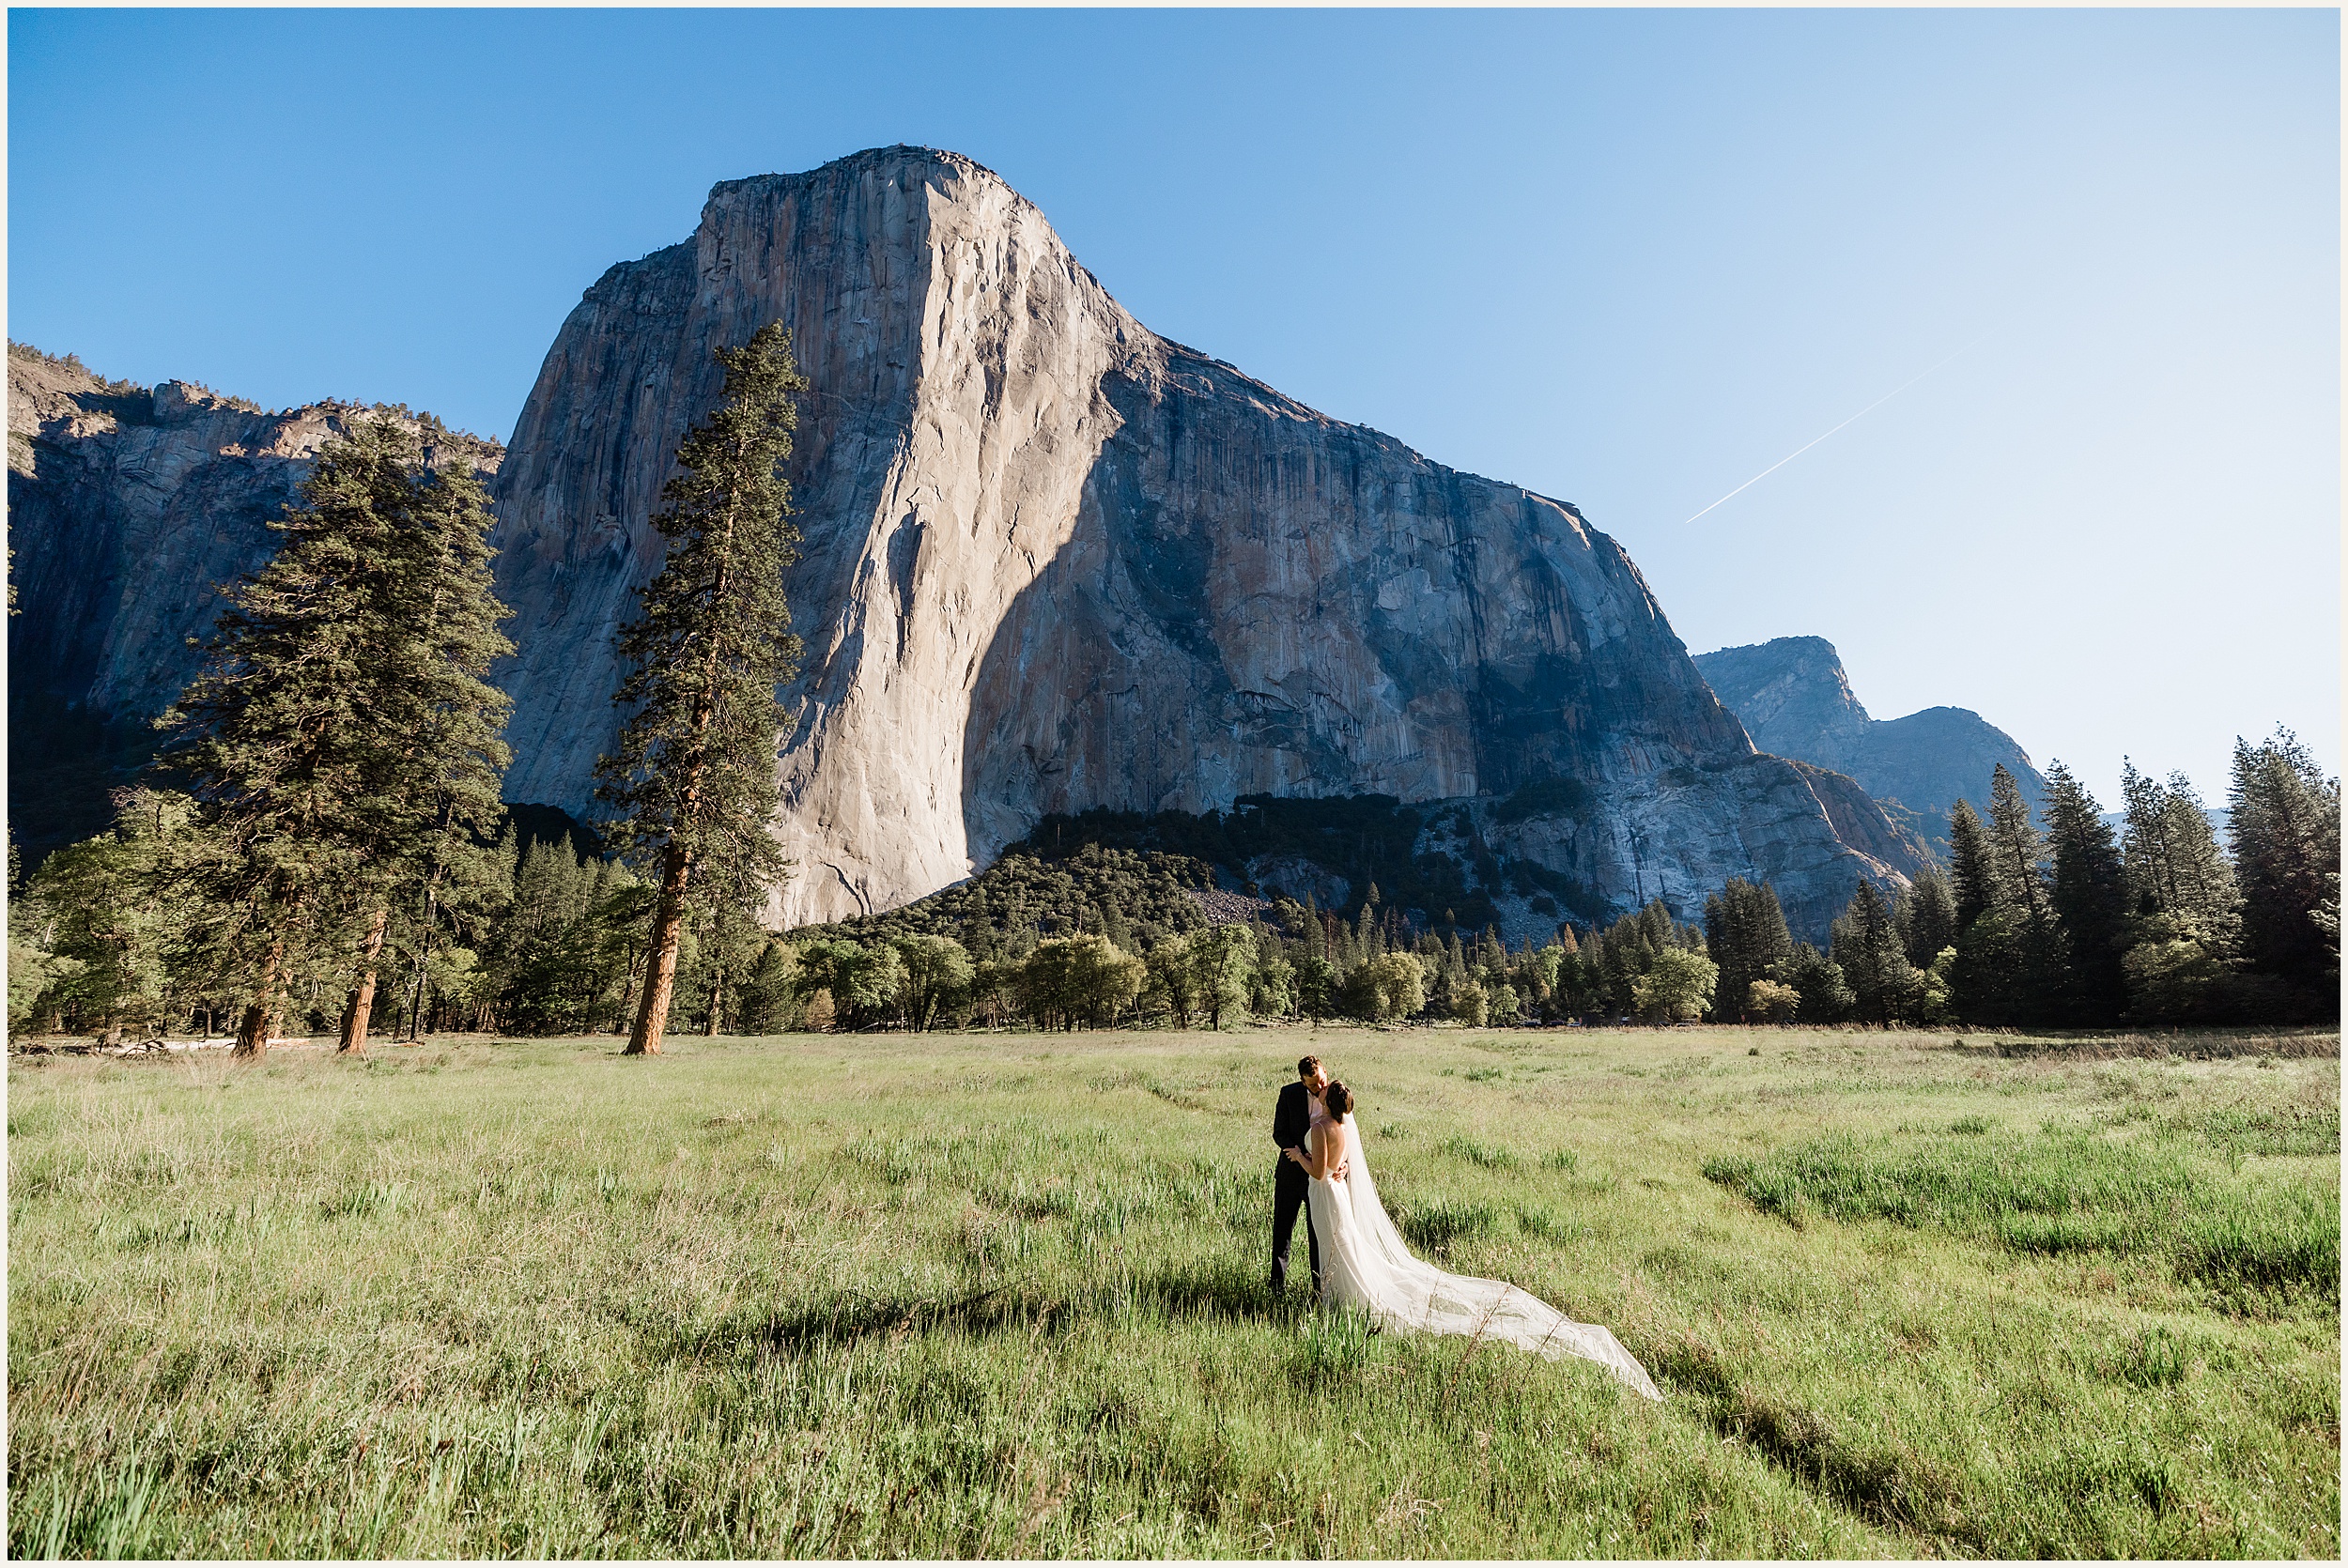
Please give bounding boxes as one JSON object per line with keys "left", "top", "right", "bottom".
{"left": 1270, "top": 1055, "right": 1661, "bottom": 1400}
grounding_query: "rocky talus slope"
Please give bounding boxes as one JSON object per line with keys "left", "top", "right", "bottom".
{"left": 492, "top": 145, "right": 1922, "bottom": 933}
{"left": 7, "top": 346, "right": 501, "bottom": 854}
{"left": 1693, "top": 635, "right": 2047, "bottom": 844}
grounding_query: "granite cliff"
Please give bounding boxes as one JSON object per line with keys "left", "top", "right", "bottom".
{"left": 7, "top": 149, "right": 1936, "bottom": 937}
{"left": 490, "top": 146, "right": 1923, "bottom": 934}
{"left": 6, "top": 345, "right": 502, "bottom": 856}
{"left": 1693, "top": 635, "right": 2047, "bottom": 846}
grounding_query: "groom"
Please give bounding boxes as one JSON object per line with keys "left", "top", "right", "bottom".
{"left": 1270, "top": 1054, "right": 1330, "bottom": 1294}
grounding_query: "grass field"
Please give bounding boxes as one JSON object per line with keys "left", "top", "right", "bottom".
{"left": 8, "top": 1023, "right": 2340, "bottom": 1558}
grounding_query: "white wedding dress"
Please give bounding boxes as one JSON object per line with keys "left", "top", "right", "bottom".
{"left": 1306, "top": 1115, "right": 1662, "bottom": 1400}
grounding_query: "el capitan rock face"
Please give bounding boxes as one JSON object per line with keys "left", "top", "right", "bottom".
{"left": 491, "top": 145, "right": 1920, "bottom": 934}
{"left": 1693, "top": 635, "right": 2047, "bottom": 843}
{"left": 7, "top": 148, "right": 1931, "bottom": 936}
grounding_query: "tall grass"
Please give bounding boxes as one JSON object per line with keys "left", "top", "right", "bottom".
{"left": 8, "top": 1025, "right": 2337, "bottom": 1558}
{"left": 1703, "top": 1127, "right": 2340, "bottom": 1301}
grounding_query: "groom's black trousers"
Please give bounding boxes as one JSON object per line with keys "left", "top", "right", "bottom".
{"left": 1270, "top": 1160, "right": 1321, "bottom": 1293}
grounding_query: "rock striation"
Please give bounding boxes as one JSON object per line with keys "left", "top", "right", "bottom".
{"left": 1693, "top": 635, "right": 2047, "bottom": 843}
{"left": 7, "top": 345, "right": 501, "bottom": 855}
{"left": 491, "top": 145, "right": 1923, "bottom": 934}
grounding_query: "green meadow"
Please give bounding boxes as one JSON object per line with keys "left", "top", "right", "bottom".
{"left": 7, "top": 1024, "right": 2339, "bottom": 1558}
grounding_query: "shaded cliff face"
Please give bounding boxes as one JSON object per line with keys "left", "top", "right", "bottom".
{"left": 1693, "top": 636, "right": 2047, "bottom": 838}
{"left": 495, "top": 145, "right": 1915, "bottom": 931}
{"left": 6, "top": 347, "right": 500, "bottom": 856}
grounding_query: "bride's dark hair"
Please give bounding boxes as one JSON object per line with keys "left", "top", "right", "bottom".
{"left": 1323, "top": 1081, "right": 1353, "bottom": 1119}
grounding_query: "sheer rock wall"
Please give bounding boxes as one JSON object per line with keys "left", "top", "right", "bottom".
{"left": 493, "top": 146, "right": 1918, "bottom": 933}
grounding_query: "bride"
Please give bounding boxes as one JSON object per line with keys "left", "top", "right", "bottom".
{"left": 1297, "top": 1081, "right": 1662, "bottom": 1400}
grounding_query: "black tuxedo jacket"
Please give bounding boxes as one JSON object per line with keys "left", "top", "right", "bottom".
{"left": 1274, "top": 1081, "right": 1314, "bottom": 1161}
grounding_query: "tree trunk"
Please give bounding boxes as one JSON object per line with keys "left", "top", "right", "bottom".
{"left": 232, "top": 929, "right": 288, "bottom": 1058}
{"left": 405, "top": 884, "right": 441, "bottom": 1042}
{"left": 704, "top": 955, "right": 725, "bottom": 1037}
{"left": 627, "top": 840, "right": 693, "bottom": 1056}
{"left": 337, "top": 906, "right": 391, "bottom": 1054}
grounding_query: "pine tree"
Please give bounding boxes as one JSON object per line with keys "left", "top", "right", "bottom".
{"left": 595, "top": 323, "right": 808, "bottom": 1057}
{"left": 2041, "top": 761, "right": 2128, "bottom": 1023}
{"left": 1703, "top": 878, "right": 1793, "bottom": 1022}
{"left": 1831, "top": 881, "right": 1920, "bottom": 1024}
{"left": 334, "top": 453, "right": 513, "bottom": 1053}
{"left": 1893, "top": 865, "right": 1959, "bottom": 970}
{"left": 161, "top": 421, "right": 427, "bottom": 1056}
{"left": 1943, "top": 769, "right": 2069, "bottom": 1025}
{"left": 1776, "top": 943, "right": 1853, "bottom": 1024}
{"left": 2123, "top": 761, "right": 2245, "bottom": 944}
{"left": 1947, "top": 799, "right": 1999, "bottom": 930}
{"left": 2119, "top": 761, "right": 2240, "bottom": 941}
{"left": 1985, "top": 764, "right": 2048, "bottom": 919}
{"left": 21, "top": 788, "right": 205, "bottom": 1037}
{"left": 2228, "top": 728, "right": 2341, "bottom": 1005}
{"left": 2161, "top": 771, "right": 2241, "bottom": 940}
{"left": 2119, "top": 760, "right": 2181, "bottom": 917}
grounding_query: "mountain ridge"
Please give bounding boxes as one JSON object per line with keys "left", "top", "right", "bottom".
{"left": 1693, "top": 634, "right": 2047, "bottom": 846}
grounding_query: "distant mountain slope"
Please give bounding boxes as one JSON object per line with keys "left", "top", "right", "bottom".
{"left": 1693, "top": 636, "right": 2047, "bottom": 847}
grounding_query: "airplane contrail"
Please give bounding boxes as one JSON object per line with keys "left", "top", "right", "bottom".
{"left": 1678, "top": 343, "right": 1974, "bottom": 528}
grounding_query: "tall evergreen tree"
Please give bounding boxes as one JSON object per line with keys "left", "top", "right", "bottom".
{"left": 1703, "top": 877, "right": 1793, "bottom": 1022}
{"left": 160, "top": 421, "right": 430, "bottom": 1056}
{"left": 1831, "top": 880, "right": 1920, "bottom": 1024}
{"left": 2228, "top": 728, "right": 2341, "bottom": 1004}
{"left": 1947, "top": 799, "right": 1999, "bottom": 930}
{"left": 1893, "top": 865, "right": 1959, "bottom": 970}
{"left": 333, "top": 453, "right": 514, "bottom": 1053}
{"left": 2041, "top": 761, "right": 2128, "bottom": 1023}
{"left": 1776, "top": 942, "right": 1854, "bottom": 1024}
{"left": 595, "top": 323, "right": 809, "bottom": 1056}
{"left": 19, "top": 788, "right": 209, "bottom": 1037}
{"left": 2119, "top": 760, "right": 2181, "bottom": 916}
{"left": 1948, "top": 767, "right": 2065, "bottom": 1025}
{"left": 1985, "top": 764, "right": 2048, "bottom": 919}
{"left": 2160, "top": 771, "right": 2240, "bottom": 938}
{"left": 2119, "top": 761, "right": 2240, "bottom": 940}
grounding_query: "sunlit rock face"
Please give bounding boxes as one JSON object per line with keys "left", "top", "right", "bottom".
{"left": 9, "top": 148, "right": 1923, "bottom": 933}
{"left": 480, "top": 145, "right": 1923, "bottom": 932}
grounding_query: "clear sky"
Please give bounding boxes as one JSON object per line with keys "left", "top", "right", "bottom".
{"left": 10, "top": 8, "right": 2338, "bottom": 809}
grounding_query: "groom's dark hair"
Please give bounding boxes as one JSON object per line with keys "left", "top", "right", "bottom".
{"left": 1297, "top": 1055, "right": 1321, "bottom": 1077}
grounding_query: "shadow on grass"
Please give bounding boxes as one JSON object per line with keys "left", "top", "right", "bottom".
{"left": 642, "top": 1259, "right": 1321, "bottom": 1365}
{"left": 1652, "top": 1338, "right": 1975, "bottom": 1550}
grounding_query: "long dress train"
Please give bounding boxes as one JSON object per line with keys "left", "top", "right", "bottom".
{"left": 1305, "top": 1115, "right": 1662, "bottom": 1400}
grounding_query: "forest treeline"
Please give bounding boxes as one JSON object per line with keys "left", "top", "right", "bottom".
{"left": 7, "top": 325, "right": 2337, "bottom": 1044}
{"left": 15, "top": 741, "right": 2336, "bottom": 1039}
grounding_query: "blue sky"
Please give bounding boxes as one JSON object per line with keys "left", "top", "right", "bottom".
{"left": 10, "top": 8, "right": 2338, "bottom": 809}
